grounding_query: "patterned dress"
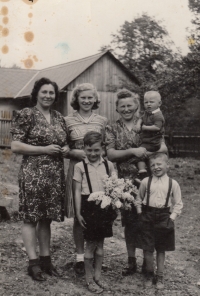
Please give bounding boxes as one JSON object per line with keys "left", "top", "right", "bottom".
{"left": 64, "top": 111, "right": 107, "bottom": 218}
{"left": 10, "top": 107, "right": 68, "bottom": 223}
{"left": 105, "top": 117, "right": 142, "bottom": 237}
{"left": 105, "top": 117, "right": 141, "bottom": 180}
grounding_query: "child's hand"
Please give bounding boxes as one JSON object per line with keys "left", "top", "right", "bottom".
{"left": 134, "top": 124, "right": 141, "bottom": 133}
{"left": 77, "top": 214, "right": 87, "bottom": 229}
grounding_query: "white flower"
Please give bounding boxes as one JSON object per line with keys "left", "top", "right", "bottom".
{"left": 115, "top": 200, "right": 122, "bottom": 208}
{"left": 101, "top": 196, "right": 111, "bottom": 209}
{"left": 88, "top": 191, "right": 104, "bottom": 201}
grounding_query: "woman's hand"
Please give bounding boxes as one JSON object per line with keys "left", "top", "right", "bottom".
{"left": 46, "top": 144, "right": 62, "bottom": 155}
{"left": 131, "top": 147, "right": 147, "bottom": 158}
{"left": 74, "top": 150, "right": 86, "bottom": 161}
{"left": 61, "top": 145, "right": 70, "bottom": 157}
{"left": 76, "top": 214, "right": 87, "bottom": 229}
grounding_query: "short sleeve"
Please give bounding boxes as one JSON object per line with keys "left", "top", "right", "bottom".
{"left": 153, "top": 112, "right": 164, "bottom": 129}
{"left": 10, "top": 108, "right": 33, "bottom": 142}
{"left": 54, "top": 110, "right": 69, "bottom": 145}
{"left": 73, "top": 163, "right": 83, "bottom": 183}
{"left": 105, "top": 124, "right": 116, "bottom": 150}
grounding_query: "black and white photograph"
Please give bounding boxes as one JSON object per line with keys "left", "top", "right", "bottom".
{"left": 0, "top": 0, "right": 200, "bottom": 295}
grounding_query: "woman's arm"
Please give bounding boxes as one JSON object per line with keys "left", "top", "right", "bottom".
{"left": 73, "top": 180, "right": 86, "bottom": 228}
{"left": 11, "top": 141, "right": 62, "bottom": 156}
{"left": 107, "top": 147, "right": 147, "bottom": 162}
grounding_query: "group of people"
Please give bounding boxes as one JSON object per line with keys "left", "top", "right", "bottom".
{"left": 10, "top": 78, "right": 183, "bottom": 294}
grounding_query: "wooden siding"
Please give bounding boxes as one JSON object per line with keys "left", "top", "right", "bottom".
{"left": 67, "top": 54, "right": 137, "bottom": 92}
{"left": 65, "top": 91, "right": 119, "bottom": 124}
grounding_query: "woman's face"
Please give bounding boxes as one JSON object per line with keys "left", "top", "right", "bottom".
{"left": 77, "top": 90, "right": 96, "bottom": 112}
{"left": 36, "top": 84, "right": 56, "bottom": 109}
{"left": 117, "top": 97, "right": 138, "bottom": 121}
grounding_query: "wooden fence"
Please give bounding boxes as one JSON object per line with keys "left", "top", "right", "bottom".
{"left": 0, "top": 119, "right": 12, "bottom": 147}
{"left": 165, "top": 132, "right": 200, "bottom": 156}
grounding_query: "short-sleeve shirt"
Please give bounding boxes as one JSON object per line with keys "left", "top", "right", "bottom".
{"left": 105, "top": 118, "right": 141, "bottom": 179}
{"left": 73, "top": 157, "right": 115, "bottom": 195}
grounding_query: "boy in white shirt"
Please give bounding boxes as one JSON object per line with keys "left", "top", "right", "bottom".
{"left": 136, "top": 153, "right": 183, "bottom": 289}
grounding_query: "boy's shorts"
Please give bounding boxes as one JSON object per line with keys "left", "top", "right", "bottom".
{"left": 139, "top": 205, "right": 175, "bottom": 252}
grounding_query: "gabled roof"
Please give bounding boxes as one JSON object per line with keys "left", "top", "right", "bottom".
{"left": 0, "top": 51, "right": 139, "bottom": 98}
{"left": 0, "top": 68, "right": 38, "bottom": 98}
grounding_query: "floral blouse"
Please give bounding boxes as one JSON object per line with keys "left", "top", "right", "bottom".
{"left": 105, "top": 118, "right": 141, "bottom": 180}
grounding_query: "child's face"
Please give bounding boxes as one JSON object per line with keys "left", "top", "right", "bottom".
{"left": 84, "top": 141, "right": 103, "bottom": 163}
{"left": 78, "top": 90, "right": 96, "bottom": 112}
{"left": 144, "top": 94, "right": 161, "bottom": 112}
{"left": 149, "top": 157, "right": 169, "bottom": 177}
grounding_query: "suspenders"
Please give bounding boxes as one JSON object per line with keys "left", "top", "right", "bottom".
{"left": 146, "top": 176, "right": 172, "bottom": 207}
{"left": 82, "top": 159, "right": 110, "bottom": 194}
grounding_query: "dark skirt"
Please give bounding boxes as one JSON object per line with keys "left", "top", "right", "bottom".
{"left": 81, "top": 195, "right": 117, "bottom": 241}
{"left": 140, "top": 205, "right": 175, "bottom": 252}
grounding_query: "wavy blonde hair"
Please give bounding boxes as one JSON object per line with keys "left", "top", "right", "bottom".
{"left": 70, "top": 83, "right": 100, "bottom": 110}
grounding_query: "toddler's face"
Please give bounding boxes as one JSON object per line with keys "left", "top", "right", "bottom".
{"left": 149, "top": 157, "right": 169, "bottom": 177}
{"left": 144, "top": 94, "right": 161, "bottom": 112}
{"left": 84, "top": 141, "right": 102, "bottom": 163}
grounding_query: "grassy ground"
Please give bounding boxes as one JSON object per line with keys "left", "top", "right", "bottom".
{"left": 0, "top": 149, "right": 200, "bottom": 295}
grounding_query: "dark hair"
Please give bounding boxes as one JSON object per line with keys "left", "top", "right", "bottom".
{"left": 83, "top": 131, "right": 103, "bottom": 147}
{"left": 149, "top": 152, "right": 168, "bottom": 163}
{"left": 70, "top": 83, "right": 100, "bottom": 110}
{"left": 30, "top": 77, "right": 59, "bottom": 106}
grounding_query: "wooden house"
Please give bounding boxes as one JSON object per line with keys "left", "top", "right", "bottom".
{"left": 0, "top": 51, "right": 139, "bottom": 147}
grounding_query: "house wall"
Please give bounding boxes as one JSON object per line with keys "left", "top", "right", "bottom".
{"left": 63, "top": 54, "right": 137, "bottom": 123}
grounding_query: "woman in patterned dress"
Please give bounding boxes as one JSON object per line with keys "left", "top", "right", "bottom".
{"left": 11, "top": 78, "right": 69, "bottom": 281}
{"left": 105, "top": 89, "right": 167, "bottom": 276}
{"left": 64, "top": 83, "right": 107, "bottom": 275}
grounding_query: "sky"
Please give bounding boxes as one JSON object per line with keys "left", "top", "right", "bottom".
{"left": 0, "top": 0, "right": 194, "bottom": 69}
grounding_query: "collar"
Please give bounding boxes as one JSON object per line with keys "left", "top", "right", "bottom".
{"left": 151, "top": 108, "right": 160, "bottom": 114}
{"left": 84, "top": 156, "right": 104, "bottom": 165}
{"left": 152, "top": 174, "right": 168, "bottom": 183}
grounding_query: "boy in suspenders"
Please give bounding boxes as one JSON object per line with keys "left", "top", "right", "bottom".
{"left": 136, "top": 153, "right": 183, "bottom": 289}
{"left": 73, "top": 131, "right": 115, "bottom": 294}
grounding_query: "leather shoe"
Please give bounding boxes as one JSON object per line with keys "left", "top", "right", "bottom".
{"left": 41, "top": 263, "right": 61, "bottom": 277}
{"left": 28, "top": 265, "right": 46, "bottom": 281}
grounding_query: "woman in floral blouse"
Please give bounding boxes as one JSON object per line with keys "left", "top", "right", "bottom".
{"left": 106, "top": 89, "right": 167, "bottom": 276}
{"left": 11, "top": 78, "right": 69, "bottom": 281}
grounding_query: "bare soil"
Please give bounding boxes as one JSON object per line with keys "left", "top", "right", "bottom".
{"left": 0, "top": 149, "right": 200, "bottom": 296}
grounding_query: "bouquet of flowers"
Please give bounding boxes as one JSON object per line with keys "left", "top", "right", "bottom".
{"left": 88, "top": 173, "right": 138, "bottom": 211}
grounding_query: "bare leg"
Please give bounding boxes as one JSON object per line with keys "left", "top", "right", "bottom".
{"left": 94, "top": 239, "right": 104, "bottom": 281}
{"left": 144, "top": 250, "right": 154, "bottom": 273}
{"left": 84, "top": 240, "right": 96, "bottom": 283}
{"left": 156, "top": 251, "right": 165, "bottom": 275}
{"left": 73, "top": 218, "right": 84, "bottom": 254}
{"left": 138, "top": 161, "right": 147, "bottom": 172}
{"left": 22, "top": 221, "right": 37, "bottom": 259}
{"left": 37, "top": 219, "right": 51, "bottom": 256}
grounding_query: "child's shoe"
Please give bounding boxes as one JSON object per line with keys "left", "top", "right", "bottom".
{"left": 94, "top": 278, "right": 109, "bottom": 290}
{"left": 155, "top": 275, "right": 164, "bottom": 289}
{"left": 122, "top": 257, "right": 137, "bottom": 276}
{"left": 87, "top": 280, "right": 103, "bottom": 294}
{"left": 144, "top": 271, "right": 154, "bottom": 288}
{"left": 74, "top": 261, "right": 85, "bottom": 275}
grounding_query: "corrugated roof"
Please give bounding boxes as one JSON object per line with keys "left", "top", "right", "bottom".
{"left": 0, "top": 68, "right": 38, "bottom": 98}
{"left": 0, "top": 51, "right": 139, "bottom": 98}
{"left": 17, "top": 52, "right": 107, "bottom": 98}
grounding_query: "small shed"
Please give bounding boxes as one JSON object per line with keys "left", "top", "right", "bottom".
{"left": 0, "top": 51, "right": 139, "bottom": 147}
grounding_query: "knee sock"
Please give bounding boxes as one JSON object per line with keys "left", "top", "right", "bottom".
{"left": 76, "top": 253, "right": 84, "bottom": 262}
{"left": 29, "top": 258, "right": 39, "bottom": 267}
{"left": 84, "top": 257, "right": 94, "bottom": 283}
{"left": 94, "top": 253, "right": 103, "bottom": 281}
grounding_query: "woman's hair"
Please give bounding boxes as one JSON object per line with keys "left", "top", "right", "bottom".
{"left": 31, "top": 77, "right": 59, "bottom": 106}
{"left": 83, "top": 131, "right": 103, "bottom": 147}
{"left": 115, "top": 89, "right": 140, "bottom": 117}
{"left": 70, "top": 83, "right": 100, "bottom": 110}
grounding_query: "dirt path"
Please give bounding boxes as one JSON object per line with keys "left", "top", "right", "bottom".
{"left": 0, "top": 152, "right": 200, "bottom": 295}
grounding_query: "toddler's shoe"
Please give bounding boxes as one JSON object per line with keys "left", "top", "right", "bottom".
{"left": 138, "top": 171, "right": 149, "bottom": 181}
{"left": 155, "top": 275, "right": 164, "bottom": 289}
{"left": 74, "top": 261, "right": 85, "bottom": 275}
